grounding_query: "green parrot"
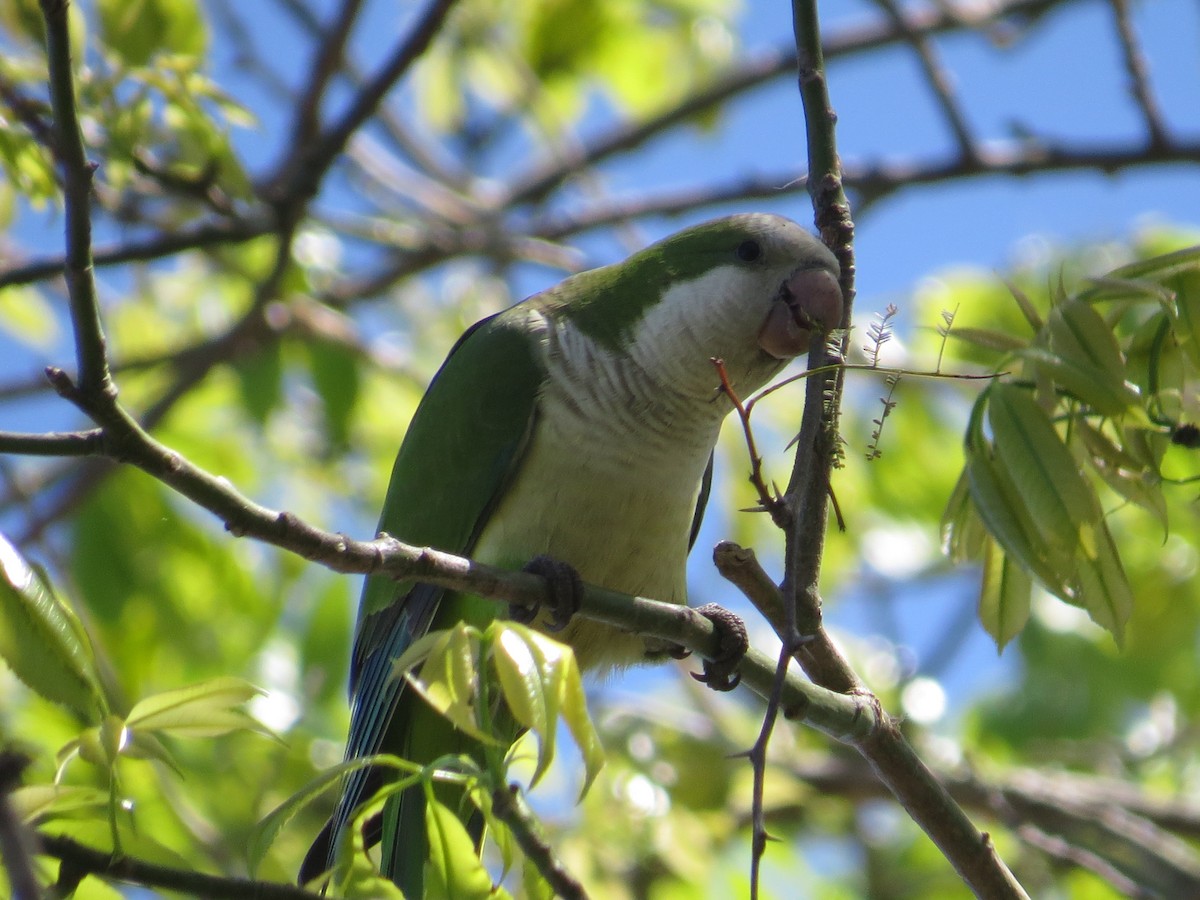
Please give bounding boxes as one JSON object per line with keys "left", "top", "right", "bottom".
{"left": 302, "top": 213, "right": 842, "bottom": 895}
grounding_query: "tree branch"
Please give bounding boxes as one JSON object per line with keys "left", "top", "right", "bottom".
{"left": 39, "top": 0, "right": 110, "bottom": 400}
{"left": 491, "top": 785, "right": 587, "bottom": 900}
{"left": 270, "top": 0, "right": 459, "bottom": 206}
{"left": 37, "top": 833, "right": 324, "bottom": 900}
{"left": 0, "top": 428, "right": 105, "bottom": 457}
{"left": 0, "top": 217, "right": 272, "bottom": 290}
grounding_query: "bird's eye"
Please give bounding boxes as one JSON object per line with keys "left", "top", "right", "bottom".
{"left": 735, "top": 239, "right": 762, "bottom": 262}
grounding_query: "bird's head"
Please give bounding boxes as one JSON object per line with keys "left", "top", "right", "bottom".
{"left": 546, "top": 213, "right": 843, "bottom": 402}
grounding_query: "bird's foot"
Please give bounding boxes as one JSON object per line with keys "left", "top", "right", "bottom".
{"left": 690, "top": 603, "right": 748, "bottom": 692}
{"left": 512, "top": 555, "right": 583, "bottom": 632}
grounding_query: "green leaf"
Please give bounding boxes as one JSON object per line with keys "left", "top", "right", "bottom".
{"left": 300, "top": 578, "right": 352, "bottom": 705}
{"left": 1071, "top": 523, "right": 1134, "bottom": 643}
{"left": 232, "top": 340, "right": 284, "bottom": 426}
{"left": 940, "top": 469, "right": 988, "bottom": 563}
{"left": 1075, "top": 420, "right": 1168, "bottom": 534}
{"left": 1018, "top": 344, "right": 1138, "bottom": 418}
{"left": 1050, "top": 299, "right": 1130, "bottom": 383}
{"left": 492, "top": 625, "right": 553, "bottom": 784}
{"left": 987, "top": 383, "right": 1101, "bottom": 560}
{"left": 1003, "top": 278, "right": 1044, "bottom": 332}
{"left": 252, "top": 754, "right": 414, "bottom": 876}
{"left": 307, "top": 339, "right": 362, "bottom": 452}
{"left": 0, "top": 535, "right": 104, "bottom": 720}
{"left": 125, "top": 675, "right": 264, "bottom": 737}
{"left": 984, "top": 384, "right": 1134, "bottom": 641}
{"left": 1168, "top": 268, "right": 1200, "bottom": 370}
{"left": 406, "top": 626, "right": 499, "bottom": 745}
{"left": 977, "top": 538, "right": 1031, "bottom": 650}
{"left": 11, "top": 784, "right": 110, "bottom": 825}
{"left": 98, "top": 0, "right": 207, "bottom": 66}
{"left": 964, "top": 393, "right": 1069, "bottom": 592}
{"left": 1083, "top": 244, "right": 1200, "bottom": 293}
{"left": 424, "top": 797, "right": 504, "bottom": 900}
{"left": 0, "top": 285, "right": 58, "bottom": 348}
{"left": 490, "top": 623, "right": 603, "bottom": 794}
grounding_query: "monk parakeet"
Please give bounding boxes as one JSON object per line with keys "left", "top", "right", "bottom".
{"left": 302, "top": 213, "right": 841, "bottom": 894}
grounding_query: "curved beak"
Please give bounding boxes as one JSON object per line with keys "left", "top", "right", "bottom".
{"left": 757, "top": 266, "right": 844, "bottom": 360}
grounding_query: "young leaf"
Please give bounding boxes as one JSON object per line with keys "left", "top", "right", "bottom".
{"left": 941, "top": 469, "right": 988, "bottom": 562}
{"left": 987, "top": 383, "right": 1102, "bottom": 559}
{"left": 406, "top": 626, "right": 499, "bottom": 745}
{"left": 977, "top": 538, "right": 1032, "bottom": 650}
{"left": 964, "top": 392, "right": 1070, "bottom": 592}
{"left": 492, "top": 625, "right": 554, "bottom": 784}
{"left": 125, "top": 676, "right": 264, "bottom": 737}
{"left": 251, "top": 754, "right": 415, "bottom": 875}
{"left": 0, "top": 535, "right": 104, "bottom": 720}
{"left": 11, "top": 784, "right": 109, "bottom": 825}
{"left": 1169, "top": 268, "right": 1200, "bottom": 370}
{"left": 1075, "top": 420, "right": 1168, "bottom": 534}
{"left": 424, "top": 797, "right": 506, "bottom": 900}
{"left": 1071, "top": 523, "right": 1134, "bottom": 644}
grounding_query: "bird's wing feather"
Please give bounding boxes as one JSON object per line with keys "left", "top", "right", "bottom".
{"left": 313, "top": 307, "right": 545, "bottom": 883}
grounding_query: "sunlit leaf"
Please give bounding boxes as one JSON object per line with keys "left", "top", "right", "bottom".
{"left": 252, "top": 754, "right": 413, "bottom": 875}
{"left": 97, "top": 0, "right": 206, "bottom": 66}
{"left": 406, "top": 626, "right": 498, "bottom": 745}
{"left": 492, "top": 625, "right": 553, "bottom": 783}
{"left": 425, "top": 797, "right": 505, "bottom": 900}
{"left": 0, "top": 285, "right": 58, "bottom": 348}
{"left": 11, "top": 784, "right": 109, "bottom": 828}
{"left": 0, "top": 535, "right": 104, "bottom": 720}
{"left": 125, "top": 676, "right": 264, "bottom": 737}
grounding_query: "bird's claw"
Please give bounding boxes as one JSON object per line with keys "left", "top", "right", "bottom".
{"left": 512, "top": 555, "right": 583, "bottom": 632}
{"left": 690, "top": 603, "right": 748, "bottom": 692}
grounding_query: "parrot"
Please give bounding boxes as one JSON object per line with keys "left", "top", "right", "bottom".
{"left": 301, "top": 212, "right": 842, "bottom": 896}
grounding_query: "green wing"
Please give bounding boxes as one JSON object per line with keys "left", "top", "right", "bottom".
{"left": 305, "top": 306, "right": 545, "bottom": 891}
{"left": 358, "top": 306, "right": 546, "bottom": 630}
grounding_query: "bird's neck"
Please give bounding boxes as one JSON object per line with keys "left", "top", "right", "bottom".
{"left": 542, "top": 317, "right": 728, "bottom": 469}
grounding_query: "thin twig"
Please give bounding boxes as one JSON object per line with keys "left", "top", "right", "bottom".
{"left": 872, "top": 0, "right": 979, "bottom": 162}
{"left": 272, "top": 0, "right": 459, "bottom": 204}
{"left": 0, "top": 217, "right": 272, "bottom": 290}
{"left": 1108, "top": 0, "right": 1170, "bottom": 148}
{"left": 288, "top": 0, "right": 366, "bottom": 150}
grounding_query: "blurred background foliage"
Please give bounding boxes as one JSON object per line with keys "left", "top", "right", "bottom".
{"left": 2, "top": 0, "right": 1200, "bottom": 897}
